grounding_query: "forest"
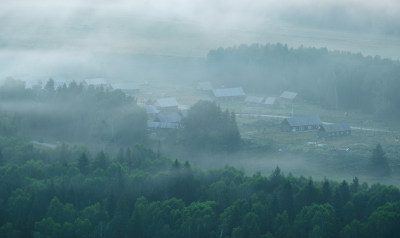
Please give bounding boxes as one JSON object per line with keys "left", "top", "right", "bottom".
{"left": 207, "top": 44, "right": 400, "bottom": 117}
{"left": 1, "top": 138, "right": 400, "bottom": 238}
{"left": 1, "top": 67, "right": 399, "bottom": 237}
{"left": 0, "top": 78, "right": 147, "bottom": 147}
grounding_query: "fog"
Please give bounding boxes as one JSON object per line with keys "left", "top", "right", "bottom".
{"left": 1, "top": 0, "right": 400, "bottom": 183}
{"left": 1, "top": 0, "right": 400, "bottom": 82}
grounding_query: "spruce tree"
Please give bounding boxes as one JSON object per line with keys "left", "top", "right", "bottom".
{"left": 371, "top": 144, "right": 390, "bottom": 176}
{"left": 78, "top": 152, "right": 90, "bottom": 175}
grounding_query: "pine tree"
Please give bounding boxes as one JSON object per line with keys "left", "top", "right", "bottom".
{"left": 93, "top": 151, "right": 109, "bottom": 170}
{"left": 172, "top": 159, "right": 181, "bottom": 170}
{"left": 44, "top": 78, "right": 55, "bottom": 92}
{"left": 371, "top": 144, "right": 390, "bottom": 176}
{"left": 350, "top": 177, "right": 359, "bottom": 194}
{"left": 78, "top": 153, "right": 90, "bottom": 175}
{"left": 321, "top": 179, "right": 332, "bottom": 204}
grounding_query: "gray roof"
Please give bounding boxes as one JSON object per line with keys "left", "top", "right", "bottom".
{"left": 264, "top": 97, "right": 277, "bottom": 105}
{"left": 212, "top": 88, "right": 246, "bottom": 97}
{"left": 321, "top": 123, "right": 351, "bottom": 132}
{"left": 280, "top": 91, "right": 298, "bottom": 100}
{"left": 156, "top": 97, "right": 179, "bottom": 108}
{"left": 145, "top": 105, "right": 160, "bottom": 114}
{"left": 284, "top": 116, "right": 322, "bottom": 127}
{"left": 198, "top": 82, "right": 213, "bottom": 91}
{"left": 156, "top": 112, "right": 182, "bottom": 123}
{"left": 245, "top": 96, "right": 264, "bottom": 104}
{"left": 148, "top": 122, "right": 179, "bottom": 129}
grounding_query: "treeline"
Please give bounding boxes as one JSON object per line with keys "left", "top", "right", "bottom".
{"left": 0, "top": 139, "right": 399, "bottom": 237}
{"left": 0, "top": 78, "right": 147, "bottom": 145}
{"left": 207, "top": 43, "right": 400, "bottom": 117}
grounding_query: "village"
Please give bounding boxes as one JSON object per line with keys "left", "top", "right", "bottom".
{"left": 22, "top": 77, "right": 400, "bottom": 163}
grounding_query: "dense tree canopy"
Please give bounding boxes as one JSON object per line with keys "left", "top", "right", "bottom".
{"left": 0, "top": 139, "right": 399, "bottom": 237}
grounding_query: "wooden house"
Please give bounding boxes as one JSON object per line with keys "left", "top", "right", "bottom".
{"left": 264, "top": 97, "right": 279, "bottom": 107}
{"left": 212, "top": 88, "right": 246, "bottom": 100}
{"left": 155, "top": 112, "right": 182, "bottom": 124}
{"left": 155, "top": 97, "right": 179, "bottom": 112}
{"left": 318, "top": 123, "right": 351, "bottom": 138}
{"left": 245, "top": 96, "right": 264, "bottom": 104}
{"left": 148, "top": 112, "right": 182, "bottom": 130}
{"left": 279, "top": 91, "right": 298, "bottom": 101}
{"left": 281, "top": 116, "right": 322, "bottom": 132}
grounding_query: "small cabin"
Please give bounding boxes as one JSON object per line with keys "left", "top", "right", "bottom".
{"left": 148, "top": 112, "right": 182, "bottom": 130}
{"left": 212, "top": 88, "right": 246, "bottom": 100}
{"left": 279, "top": 91, "right": 298, "bottom": 101}
{"left": 155, "top": 97, "right": 179, "bottom": 112}
{"left": 281, "top": 116, "right": 322, "bottom": 132}
{"left": 245, "top": 96, "right": 264, "bottom": 104}
{"left": 318, "top": 123, "right": 351, "bottom": 138}
{"left": 264, "top": 97, "right": 279, "bottom": 107}
{"left": 155, "top": 112, "right": 182, "bottom": 124}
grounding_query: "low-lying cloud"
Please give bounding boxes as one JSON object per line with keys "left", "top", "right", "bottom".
{"left": 1, "top": 0, "right": 399, "bottom": 82}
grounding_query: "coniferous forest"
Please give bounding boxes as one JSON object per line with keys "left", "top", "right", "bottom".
{"left": 1, "top": 139, "right": 400, "bottom": 238}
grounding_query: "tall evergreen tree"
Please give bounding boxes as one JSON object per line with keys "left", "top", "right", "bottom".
{"left": 92, "top": 151, "right": 109, "bottom": 170}
{"left": 371, "top": 144, "right": 390, "bottom": 176}
{"left": 44, "top": 78, "right": 55, "bottom": 92}
{"left": 78, "top": 152, "right": 90, "bottom": 175}
{"left": 321, "top": 179, "right": 332, "bottom": 204}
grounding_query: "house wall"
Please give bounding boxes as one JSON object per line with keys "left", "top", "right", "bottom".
{"left": 292, "top": 125, "right": 320, "bottom": 132}
{"left": 319, "top": 130, "right": 351, "bottom": 138}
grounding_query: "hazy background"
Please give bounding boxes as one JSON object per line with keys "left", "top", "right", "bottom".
{"left": 1, "top": 0, "right": 399, "bottom": 82}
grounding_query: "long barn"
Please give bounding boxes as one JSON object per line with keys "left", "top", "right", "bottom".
{"left": 281, "top": 116, "right": 322, "bottom": 132}
{"left": 318, "top": 123, "right": 351, "bottom": 138}
{"left": 212, "top": 88, "right": 246, "bottom": 100}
